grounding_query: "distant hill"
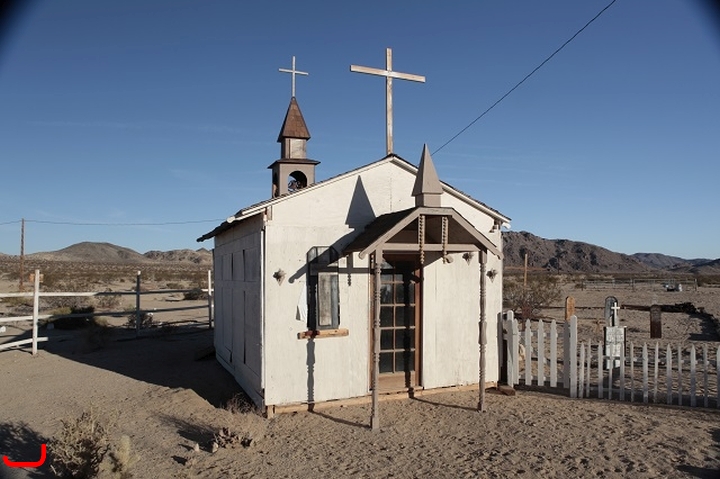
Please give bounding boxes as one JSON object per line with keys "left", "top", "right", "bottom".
{"left": 668, "top": 258, "right": 720, "bottom": 276}
{"left": 144, "top": 248, "right": 212, "bottom": 264}
{"left": 502, "top": 231, "right": 652, "bottom": 274}
{"left": 28, "top": 242, "right": 150, "bottom": 264}
{"left": 21, "top": 242, "right": 212, "bottom": 265}
{"left": 631, "top": 253, "right": 711, "bottom": 270}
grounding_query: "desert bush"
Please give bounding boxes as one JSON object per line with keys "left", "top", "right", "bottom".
{"left": 125, "top": 310, "right": 153, "bottom": 329}
{"left": 183, "top": 288, "right": 208, "bottom": 301}
{"left": 223, "top": 393, "right": 257, "bottom": 415}
{"left": 50, "top": 410, "right": 135, "bottom": 478}
{"left": 84, "top": 318, "right": 112, "bottom": 351}
{"left": 100, "top": 434, "right": 137, "bottom": 478}
{"left": 51, "top": 306, "right": 96, "bottom": 330}
{"left": 49, "top": 409, "right": 111, "bottom": 478}
{"left": 165, "top": 282, "right": 184, "bottom": 290}
{"left": 503, "top": 275, "right": 561, "bottom": 320}
{"left": 95, "top": 290, "right": 121, "bottom": 310}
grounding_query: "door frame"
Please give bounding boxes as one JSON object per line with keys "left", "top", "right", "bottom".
{"left": 370, "top": 254, "right": 422, "bottom": 392}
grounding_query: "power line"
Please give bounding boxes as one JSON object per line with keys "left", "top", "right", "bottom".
{"left": 0, "top": 220, "right": 21, "bottom": 226}
{"left": 432, "top": 0, "right": 618, "bottom": 156}
{"left": 23, "top": 219, "right": 224, "bottom": 226}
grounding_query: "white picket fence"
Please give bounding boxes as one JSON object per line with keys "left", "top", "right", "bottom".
{"left": 504, "top": 312, "right": 720, "bottom": 409}
{"left": 578, "top": 340, "right": 720, "bottom": 408}
{"left": 504, "top": 311, "right": 578, "bottom": 398}
{"left": 0, "top": 269, "right": 214, "bottom": 355}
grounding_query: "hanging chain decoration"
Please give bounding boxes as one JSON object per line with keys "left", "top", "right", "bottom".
{"left": 441, "top": 216, "right": 449, "bottom": 263}
{"left": 418, "top": 215, "right": 425, "bottom": 265}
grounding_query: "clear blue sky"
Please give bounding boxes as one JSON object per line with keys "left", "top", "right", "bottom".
{"left": 1, "top": 0, "right": 719, "bottom": 259}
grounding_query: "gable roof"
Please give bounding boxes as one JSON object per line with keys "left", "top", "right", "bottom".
{"left": 344, "top": 206, "right": 503, "bottom": 259}
{"left": 197, "top": 154, "right": 510, "bottom": 242}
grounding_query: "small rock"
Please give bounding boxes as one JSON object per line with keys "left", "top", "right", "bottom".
{"left": 211, "top": 441, "right": 219, "bottom": 453}
{"left": 193, "top": 443, "right": 200, "bottom": 453}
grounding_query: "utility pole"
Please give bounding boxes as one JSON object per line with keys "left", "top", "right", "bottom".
{"left": 19, "top": 218, "right": 25, "bottom": 291}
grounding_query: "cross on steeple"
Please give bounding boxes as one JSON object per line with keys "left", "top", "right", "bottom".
{"left": 351, "top": 48, "right": 425, "bottom": 155}
{"left": 279, "top": 56, "right": 308, "bottom": 98}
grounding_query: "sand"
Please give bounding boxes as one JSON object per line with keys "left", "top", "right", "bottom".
{"left": 1, "top": 280, "right": 719, "bottom": 478}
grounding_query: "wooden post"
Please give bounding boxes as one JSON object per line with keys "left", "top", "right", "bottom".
{"left": 478, "top": 250, "right": 487, "bottom": 412}
{"left": 550, "top": 320, "right": 557, "bottom": 388}
{"left": 666, "top": 344, "right": 672, "bottom": 405}
{"left": 207, "top": 269, "right": 213, "bottom": 329}
{"left": 135, "top": 271, "right": 141, "bottom": 337}
{"left": 642, "top": 343, "right": 649, "bottom": 403}
{"left": 505, "top": 311, "right": 518, "bottom": 386}
{"left": 19, "top": 218, "right": 25, "bottom": 292}
{"left": 568, "top": 315, "right": 577, "bottom": 398}
{"left": 31, "top": 268, "right": 40, "bottom": 356}
{"left": 371, "top": 250, "right": 382, "bottom": 430}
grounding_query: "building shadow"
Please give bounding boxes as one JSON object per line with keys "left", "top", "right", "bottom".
{"left": 410, "top": 395, "right": 477, "bottom": 412}
{"left": 32, "top": 327, "right": 244, "bottom": 409}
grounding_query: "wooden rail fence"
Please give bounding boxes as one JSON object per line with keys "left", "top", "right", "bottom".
{"left": 0, "top": 269, "right": 214, "bottom": 355}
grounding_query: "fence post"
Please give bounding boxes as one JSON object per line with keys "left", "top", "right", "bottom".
{"left": 136, "top": 271, "right": 141, "bottom": 337}
{"left": 32, "top": 269, "right": 40, "bottom": 356}
{"left": 569, "top": 315, "right": 577, "bottom": 398}
{"left": 504, "top": 311, "right": 517, "bottom": 386}
{"left": 207, "top": 269, "right": 213, "bottom": 329}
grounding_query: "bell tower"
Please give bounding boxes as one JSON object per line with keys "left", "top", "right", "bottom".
{"left": 269, "top": 57, "right": 319, "bottom": 197}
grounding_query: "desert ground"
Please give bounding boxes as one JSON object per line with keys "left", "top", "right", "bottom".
{"left": 1, "top": 275, "right": 719, "bottom": 478}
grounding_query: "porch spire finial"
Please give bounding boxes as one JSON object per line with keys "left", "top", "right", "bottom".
{"left": 412, "top": 144, "right": 443, "bottom": 207}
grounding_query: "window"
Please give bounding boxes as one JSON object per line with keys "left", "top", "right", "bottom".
{"left": 307, "top": 246, "right": 340, "bottom": 330}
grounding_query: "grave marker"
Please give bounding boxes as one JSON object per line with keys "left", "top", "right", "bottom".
{"left": 565, "top": 296, "right": 575, "bottom": 321}
{"left": 650, "top": 304, "right": 662, "bottom": 339}
{"left": 604, "top": 296, "right": 619, "bottom": 327}
{"left": 603, "top": 297, "right": 624, "bottom": 368}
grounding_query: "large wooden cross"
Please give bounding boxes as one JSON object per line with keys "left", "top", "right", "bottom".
{"left": 279, "top": 56, "right": 308, "bottom": 97}
{"left": 351, "top": 48, "right": 425, "bottom": 155}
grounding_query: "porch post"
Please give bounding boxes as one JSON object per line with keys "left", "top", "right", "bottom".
{"left": 478, "top": 250, "right": 487, "bottom": 411}
{"left": 371, "top": 249, "right": 383, "bottom": 430}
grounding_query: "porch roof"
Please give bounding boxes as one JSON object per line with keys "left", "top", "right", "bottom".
{"left": 343, "top": 206, "right": 502, "bottom": 259}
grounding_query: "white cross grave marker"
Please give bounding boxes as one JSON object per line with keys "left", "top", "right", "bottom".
{"left": 351, "top": 48, "right": 425, "bottom": 155}
{"left": 279, "top": 56, "right": 308, "bottom": 98}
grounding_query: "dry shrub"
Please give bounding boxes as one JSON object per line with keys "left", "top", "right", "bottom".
{"left": 100, "top": 434, "right": 138, "bottom": 478}
{"left": 50, "top": 410, "right": 136, "bottom": 478}
{"left": 183, "top": 288, "right": 208, "bottom": 301}
{"left": 95, "top": 290, "right": 121, "bottom": 310}
{"left": 124, "top": 310, "right": 153, "bottom": 329}
{"left": 224, "top": 393, "right": 260, "bottom": 415}
{"left": 217, "top": 394, "right": 266, "bottom": 450}
{"left": 503, "top": 274, "right": 562, "bottom": 320}
{"left": 50, "top": 409, "right": 111, "bottom": 478}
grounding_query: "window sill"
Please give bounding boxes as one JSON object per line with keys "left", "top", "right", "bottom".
{"left": 297, "top": 329, "right": 349, "bottom": 339}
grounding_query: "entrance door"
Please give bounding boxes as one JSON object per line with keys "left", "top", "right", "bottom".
{"left": 377, "top": 256, "right": 421, "bottom": 391}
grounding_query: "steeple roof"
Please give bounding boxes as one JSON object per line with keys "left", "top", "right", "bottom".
{"left": 412, "top": 144, "right": 443, "bottom": 206}
{"left": 277, "top": 97, "right": 310, "bottom": 142}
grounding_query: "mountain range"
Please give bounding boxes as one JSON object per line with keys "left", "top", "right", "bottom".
{"left": 503, "top": 231, "right": 719, "bottom": 275}
{"left": 1, "top": 234, "right": 718, "bottom": 275}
